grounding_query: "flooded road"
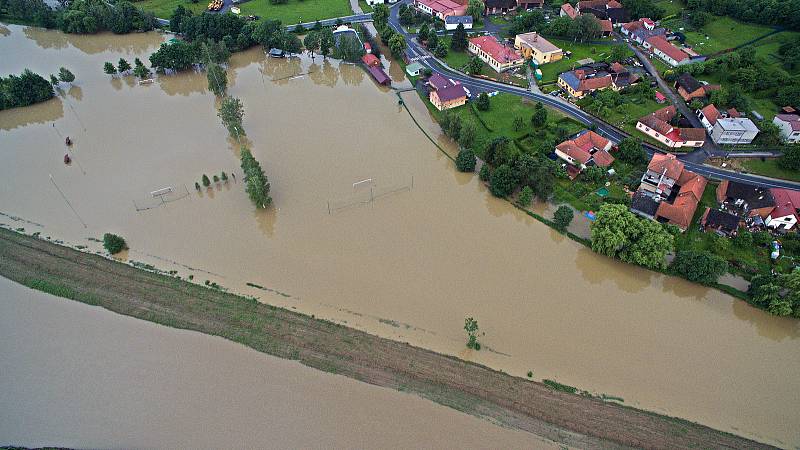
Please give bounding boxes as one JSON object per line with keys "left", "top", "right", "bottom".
{"left": 0, "top": 277, "right": 551, "bottom": 449}
{"left": 1, "top": 24, "right": 799, "bottom": 447}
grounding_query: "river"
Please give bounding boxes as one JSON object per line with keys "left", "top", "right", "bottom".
{"left": 1, "top": 24, "right": 799, "bottom": 447}
{"left": 0, "top": 277, "right": 552, "bottom": 448}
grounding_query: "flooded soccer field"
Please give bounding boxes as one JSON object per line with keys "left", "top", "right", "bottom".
{"left": 1, "top": 24, "right": 799, "bottom": 446}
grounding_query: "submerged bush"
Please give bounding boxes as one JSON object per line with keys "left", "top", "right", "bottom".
{"left": 102, "top": 233, "right": 127, "bottom": 254}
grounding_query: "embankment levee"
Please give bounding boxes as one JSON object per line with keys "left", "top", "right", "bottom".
{"left": 0, "top": 227, "right": 773, "bottom": 450}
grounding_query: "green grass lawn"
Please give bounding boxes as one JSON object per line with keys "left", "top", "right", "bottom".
{"left": 655, "top": 0, "right": 684, "bottom": 18}
{"left": 238, "top": 0, "right": 351, "bottom": 24}
{"left": 357, "top": 0, "right": 372, "bottom": 12}
{"left": 537, "top": 38, "right": 630, "bottom": 84}
{"left": 740, "top": 158, "right": 800, "bottom": 183}
{"left": 661, "top": 16, "right": 775, "bottom": 55}
{"left": 135, "top": 0, "right": 207, "bottom": 19}
{"left": 424, "top": 93, "right": 584, "bottom": 159}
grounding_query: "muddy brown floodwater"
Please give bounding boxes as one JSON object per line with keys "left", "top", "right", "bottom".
{"left": 1, "top": 25, "right": 799, "bottom": 447}
{"left": 0, "top": 277, "right": 554, "bottom": 449}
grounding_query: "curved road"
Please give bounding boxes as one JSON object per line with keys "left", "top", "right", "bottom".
{"left": 386, "top": 2, "right": 800, "bottom": 189}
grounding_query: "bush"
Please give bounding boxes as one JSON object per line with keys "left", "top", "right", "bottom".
{"left": 455, "top": 149, "right": 477, "bottom": 172}
{"left": 476, "top": 92, "right": 490, "bottom": 111}
{"left": 553, "top": 205, "right": 574, "bottom": 230}
{"left": 102, "top": 233, "right": 127, "bottom": 254}
{"left": 669, "top": 250, "right": 728, "bottom": 283}
{"left": 479, "top": 164, "right": 491, "bottom": 181}
{"left": 489, "top": 164, "right": 515, "bottom": 197}
{"left": 518, "top": 186, "right": 533, "bottom": 206}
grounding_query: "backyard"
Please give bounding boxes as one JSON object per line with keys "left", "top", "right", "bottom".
{"left": 660, "top": 15, "right": 776, "bottom": 55}
{"left": 237, "top": 0, "right": 351, "bottom": 24}
{"left": 537, "top": 38, "right": 630, "bottom": 84}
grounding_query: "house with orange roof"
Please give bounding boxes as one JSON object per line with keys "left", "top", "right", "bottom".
{"left": 468, "top": 35, "right": 524, "bottom": 72}
{"left": 554, "top": 130, "right": 615, "bottom": 179}
{"left": 630, "top": 153, "right": 707, "bottom": 231}
{"left": 560, "top": 3, "right": 578, "bottom": 19}
{"left": 415, "top": 0, "right": 467, "bottom": 20}
{"left": 697, "top": 104, "right": 721, "bottom": 132}
{"left": 636, "top": 105, "right": 705, "bottom": 148}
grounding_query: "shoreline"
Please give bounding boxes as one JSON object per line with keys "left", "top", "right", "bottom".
{"left": 0, "top": 227, "right": 774, "bottom": 449}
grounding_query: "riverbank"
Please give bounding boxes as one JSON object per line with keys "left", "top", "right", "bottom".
{"left": 0, "top": 228, "right": 773, "bottom": 449}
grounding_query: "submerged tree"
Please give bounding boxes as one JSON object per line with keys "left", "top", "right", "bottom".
{"left": 464, "top": 317, "right": 480, "bottom": 350}
{"left": 102, "top": 233, "right": 127, "bottom": 254}
{"left": 58, "top": 67, "right": 75, "bottom": 83}
{"left": 206, "top": 63, "right": 227, "bottom": 96}
{"left": 218, "top": 96, "right": 245, "bottom": 137}
{"left": 117, "top": 58, "right": 132, "bottom": 74}
{"left": 103, "top": 62, "right": 117, "bottom": 75}
{"left": 240, "top": 147, "right": 272, "bottom": 208}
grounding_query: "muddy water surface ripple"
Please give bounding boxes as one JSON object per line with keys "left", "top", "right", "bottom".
{"left": 1, "top": 24, "right": 799, "bottom": 447}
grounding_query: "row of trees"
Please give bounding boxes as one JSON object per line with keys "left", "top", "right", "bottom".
{"left": 686, "top": 0, "right": 800, "bottom": 32}
{"left": 103, "top": 58, "right": 150, "bottom": 78}
{"left": 1, "top": 0, "right": 154, "bottom": 33}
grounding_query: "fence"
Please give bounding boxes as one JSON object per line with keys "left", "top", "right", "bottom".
{"left": 133, "top": 184, "right": 191, "bottom": 212}
{"left": 327, "top": 176, "right": 414, "bottom": 214}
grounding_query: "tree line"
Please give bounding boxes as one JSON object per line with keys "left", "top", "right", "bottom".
{"left": 0, "top": 0, "right": 155, "bottom": 34}
{"left": 686, "top": 0, "right": 800, "bottom": 32}
{"left": 0, "top": 69, "right": 53, "bottom": 110}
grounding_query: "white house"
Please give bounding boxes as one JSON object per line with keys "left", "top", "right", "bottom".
{"left": 773, "top": 114, "right": 800, "bottom": 144}
{"left": 366, "top": 0, "right": 397, "bottom": 5}
{"left": 444, "top": 15, "right": 473, "bottom": 30}
{"left": 710, "top": 117, "right": 759, "bottom": 145}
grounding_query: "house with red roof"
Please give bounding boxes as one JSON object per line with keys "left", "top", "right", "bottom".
{"left": 621, "top": 18, "right": 665, "bottom": 45}
{"left": 554, "top": 130, "right": 615, "bottom": 178}
{"left": 636, "top": 105, "right": 705, "bottom": 148}
{"left": 426, "top": 73, "right": 468, "bottom": 110}
{"left": 630, "top": 153, "right": 707, "bottom": 231}
{"left": 766, "top": 188, "right": 800, "bottom": 231}
{"left": 560, "top": 3, "right": 578, "bottom": 19}
{"left": 361, "top": 53, "right": 380, "bottom": 67}
{"left": 674, "top": 73, "right": 719, "bottom": 102}
{"left": 697, "top": 104, "right": 721, "bottom": 132}
{"left": 415, "top": 0, "right": 467, "bottom": 20}
{"left": 468, "top": 35, "right": 523, "bottom": 72}
{"left": 646, "top": 35, "right": 691, "bottom": 67}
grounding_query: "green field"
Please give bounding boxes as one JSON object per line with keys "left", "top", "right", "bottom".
{"left": 661, "top": 16, "right": 775, "bottom": 55}
{"left": 655, "top": 0, "right": 684, "bottom": 18}
{"left": 238, "top": 0, "right": 351, "bottom": 24}
{"left": 538, "top": 39, "right": 630, "bottom": 84}
{"left": 740, "top": 158, "right": 800, "bottom": 183}
{"left": 134, "top": 0, "right": 207, "bottom": 19}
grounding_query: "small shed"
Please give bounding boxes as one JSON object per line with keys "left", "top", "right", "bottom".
{"left": 655, "top": 91, "right": 666, "bottom": 103}
{"left": 368, "top": 66, "right": 391, "bottom": 85}
{"left": 406, "top": 62, "right": 424, "bottom": 77}
{"left": 362, "top": 53, "right": 381, "bottom": 67}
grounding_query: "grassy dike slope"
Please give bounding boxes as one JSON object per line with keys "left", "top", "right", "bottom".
{"left": 0, "top": 228, "right": 773, "bottom": 450}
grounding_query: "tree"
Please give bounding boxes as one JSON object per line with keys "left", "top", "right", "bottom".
{"left": 133, "top": 63, "right": 150, "bottom": 78}
{"left": 451, "top": 23, "right": 468, "bottom": 51}
{"left": 201, "top": 39, "right": 231, "bottom": 64}
{"left": 303, "top": 31, "right": 320, "bottom": 57}
{"left": 426, "top": 31, "right": 439, "bottom": 51}
{"left": 102, "top": 233, "right": 127, "bottom": 254}
{"left": 218, "top": 96, "right": 245, "bottom": 137}
{"left": 518, "top": 186, "right": 533, "bottom": 206}
{"left": 479, "top": 164, "right": 490, "bottom": 181}
{"left": 455, "top": 149, "right": 477, "bottom": 172}
{"left": 572, "top": 14, "right": 602, "bottom": 42}
{"left": 221, "top": 171, "right": 228, "bottom": 181}
{"left": 779, "top": 146, "right": 800, "bottom": 171}
{"left": 388, "top": 33, "right": 406, "bottom": 58}
{"left": 103, "top": 62, "right": 117, "bottom": 75}
{"left": 755, "top": 121, "right": 783, "bottom": 147}
{"left": 733, "top": 229, "right": 753, "bottom": 248}
{"left": 202, "top": 174, "right": 211, "bottom": 187}
{"left": 467, "top": 56, "right": 483, "bottom": 75}
{"left": 169, "top": 5, "right": 190, "bottom": 33}
{"left": 489, "top": 164, "right": 515, "bottom": 197}
{"left": 117, "top": 58, "right": 132, "bottom": 74}
{"left": 466, "top": 0, "right": 484, "bottom": 23}
{"left": 434, "top": 42, "right": 448, "bottom": 58}
{"left": 58, "top": 67, "right": 75, "bottom": 83}
{"left": 372, "top": 3, "right": 389, "bottom": 27}
{"left": 49, "top": 74, "right": 59, "bottom": 86}
{"left": 475, "top": 92, "right": 490, "bottom": 111}
{"left": 319, "top": 28, "right": 335, "bottom": 58}
{"left": 620, "top": 0, "right": 664, "bottom": 21}
{"left": 240, "top": 147, "right": 272, "bottom": 208}
{"left": 149, "top": 41, "right": 198, "bottom": 72}
{"left": 669, "top": 250, "right": 728, "bottom": 283}
{"left": 553, "top": 205, "right": 574, "bottom": 230}
{"left": 609, "top": 44, "right": 627, "bottom": 63}
{"left": 464, "top": 317, "right": 480, "bottom": 350}
{"left": 617, "top": 137, "right": 646, "bottom": 164}
{"left": 590, "top": 204, "right": 673, "bottom": 270}
{"left": 206, "top": 63, "right": 227, "bottom": 96}
{"left": 418, "top": 23, "right": 429, "bottom": 43}
{"left": 459, "top": 121, "right": 477, "bottom": 148}
{"left": 0, "top": 69, "right": 55, "bottom": 111}
{"left": 530, "top": 102, "right": 547, "bottom": 127}
{"left": 333, "top": 34, "right": 365, "bottom": 62}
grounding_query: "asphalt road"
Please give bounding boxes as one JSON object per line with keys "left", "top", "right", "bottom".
{"left": 387, "top": 2, "right": 800, "bottom": 189}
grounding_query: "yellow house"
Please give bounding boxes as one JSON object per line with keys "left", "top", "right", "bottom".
{"left": 513, "top": 32, "right": 563, "bottom": 65}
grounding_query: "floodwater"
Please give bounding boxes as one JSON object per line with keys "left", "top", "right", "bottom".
{"left": 1, "top": 24, "right": 800, "bottom": 447}
{"left": 0, "top": 277, "right": 552, "bottom": 449}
